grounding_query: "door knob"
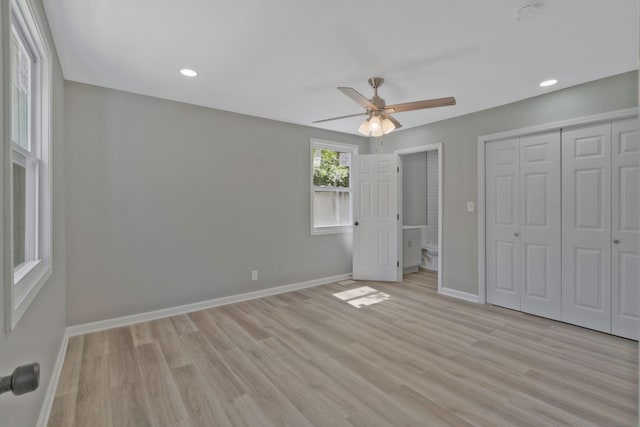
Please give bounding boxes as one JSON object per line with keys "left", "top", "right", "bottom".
{"left": 514, "top": 233, "right": 519, "bottom": 237}
{"left": 613, "top": 239, "right": 620, "bottom": 244}
{"left": 354, "top": 221, "right": 359, "bottom": 226}
{"left": 0, "top": 363, "right": 39, "bottom": 396}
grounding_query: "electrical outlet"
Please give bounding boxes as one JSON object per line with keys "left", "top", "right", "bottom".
{"left": 251, "top": 270, "right": 258, "bottom": 281}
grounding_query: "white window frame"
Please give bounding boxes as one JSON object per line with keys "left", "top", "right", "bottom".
{"left": 4, "top": 0, "right": 52, "bottom": 331}
{"left": 309, "top": 139, "right": 358, "bottom": 235}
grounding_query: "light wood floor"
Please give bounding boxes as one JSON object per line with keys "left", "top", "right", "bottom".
{"left": 48, "top": 271, "right": 638, "bottom": 427}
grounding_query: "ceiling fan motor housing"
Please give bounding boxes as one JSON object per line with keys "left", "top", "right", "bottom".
{"left": 368, "top": 77, "right": 385, "bottom": 89}
{"left": 371, "top": 95, "right": 386, "bottom": 109}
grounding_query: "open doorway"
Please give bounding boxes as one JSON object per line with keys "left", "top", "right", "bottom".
{"left": 395, "top": 144, "right": 442, "bottom": 291}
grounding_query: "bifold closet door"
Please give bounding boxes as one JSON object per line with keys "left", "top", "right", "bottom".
{"left": 486, "top": 138, "right": 520, "bottom": 310}
{"left": 562, "top": 123, "right": 612, "bottom": 333}
{"left": 519, "top": 132, "right": 561, "bottom": 320}
{"left": 612, "top": 118, "right": 639, "bottom": 340}
{"left": 486, "top": 133, "right": 561, "bottom": 318}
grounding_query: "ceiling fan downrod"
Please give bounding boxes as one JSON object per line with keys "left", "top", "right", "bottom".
{"left": 368, "top": 77, "right": 386, "bottom": 109}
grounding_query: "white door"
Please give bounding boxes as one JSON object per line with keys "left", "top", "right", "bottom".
{"left": 612, "top": 118, "right": 639, "bottom": 340}
{"left": 562, "top": 123, "right": 612, "bottom": 333}
{"left": 352, "top": 154, "right": 399, "bottom": 281}
{"left": 519, "top": 132, "right": 562, "bottom": 320}
{"left": 486, "top": 138, "right": 520, "bottom": 310}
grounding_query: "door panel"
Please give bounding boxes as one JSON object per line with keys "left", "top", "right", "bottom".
{"left": 562, "top": 123, "right": 611, "bottom": 333}
{"left": 612, "top": 118, "right": 639, "bottom": 339}
{"left": 486, "top": 138, "right": 520, "bottom": 310}
{"left": 519, "top": 132, "right": 561, "bottom": 320}
{"left": 574, "top": 247, "right": 605, "bottom": 309}
{"left": 353, "top": 155, "right": 399, "bottom": 281}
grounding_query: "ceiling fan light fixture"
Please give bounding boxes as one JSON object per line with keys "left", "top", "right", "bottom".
{"left": 371, "top": 127, "right": 384, "bottom": 137}
{"left": 358, "top": 119, "right": 371, "bottom": 136}
{"left": 381, "top": 118, "right": 396, "bottom": 134}
{"left": 369, "top": 115, "right": 381, "bottom": 131}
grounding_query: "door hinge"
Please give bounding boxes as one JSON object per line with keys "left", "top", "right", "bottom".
{"left": 397, "top": 166, "right": 400, "bottom": 173}
{"left": 397, "top": 214, "right": 400, "bottom": 220}
{"left": 397, "top": 261, "right": 400, "bottom": 267}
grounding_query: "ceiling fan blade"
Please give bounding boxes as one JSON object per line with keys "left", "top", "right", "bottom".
{"left": 312, "top": 112, "right": 368, "bottom": 124}
{"left": 383, "top": 113, "right": 402, "bottom": 130}
{"left": 338, "top": 87, "right": 381, "bottom": 111}
{"left": 385, "top": 96, "right": 456, "bottom": 113}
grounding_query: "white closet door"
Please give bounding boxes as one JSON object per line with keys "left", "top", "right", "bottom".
{"left": 519, "top": 132, "right": 561, "bottom": 320}
{"left": 486, "top": 138, "right": 520, "bottom": 310}
{"left": 612, "top": 118, "right": 639, "bottom": 340}
{"left": 562, "top": 123, "right": 612, "bottom": 333}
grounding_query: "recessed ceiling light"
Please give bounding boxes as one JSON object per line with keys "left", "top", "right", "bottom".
{"left": 539, "top": 79, "right": 558, "bottom": 87}
{"left": 180, "top": 68, "right": 198, "bottom": 77}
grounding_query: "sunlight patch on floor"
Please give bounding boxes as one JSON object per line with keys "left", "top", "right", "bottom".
{"left": 346, "top": 292, "right": 390, "bottom": 308}
{"left": 333, "top": 286, "right": 378, "bottom": 301}
{"left": 333, "top": 286, "right": 390, "bottom": 308}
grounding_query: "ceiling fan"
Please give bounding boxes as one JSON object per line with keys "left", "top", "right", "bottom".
{"left": 313, "top": 77, "right": 456, "bottom": 136}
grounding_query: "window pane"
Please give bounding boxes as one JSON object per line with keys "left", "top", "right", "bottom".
{"left": 13, "top": 163, "right": 26, "bottom": 267}
{"left": 10, "top": 27, "right": 32, "bottom": 151}
{"left": 313, "top": 191, "right": 351, "bottom": 228}
{"left": 313, "top": 149, "right": 350, "bottom": 188}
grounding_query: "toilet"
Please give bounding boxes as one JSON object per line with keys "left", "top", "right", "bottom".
{"left": 422, "top": 244, "right": 438, "bottom": 271}
{"left": 421, "top": 226, "right": 438, "bottom": 271}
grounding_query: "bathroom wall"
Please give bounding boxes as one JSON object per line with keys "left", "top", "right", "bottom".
{"left": 401, "top": 151, "right": 427, "bottom": 225}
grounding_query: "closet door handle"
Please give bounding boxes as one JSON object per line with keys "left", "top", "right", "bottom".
{"left": 514, "top": 233, "right": 519, "bottom": 237}
{"left": 613, "top": 239, "right": 620, "bottom": 244}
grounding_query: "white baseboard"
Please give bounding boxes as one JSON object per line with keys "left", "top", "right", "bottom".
{"left": 438, "top": 287, "right": 480, "bottom": 303}
{"left": 36, "top": 330, "right": 69, "bottom": 427}
{"left": 66, "top": 273, "right": 351, "bottom": 337}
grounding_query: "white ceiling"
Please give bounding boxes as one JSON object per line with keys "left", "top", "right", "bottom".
{"left": 44, "top": 0, "right": 638, "bottom": 135}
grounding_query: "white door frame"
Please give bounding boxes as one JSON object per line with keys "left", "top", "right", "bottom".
{"left": 394, "top": 143, "right": 443, "bottom": 292}
{"left": 477, "top": 107, "right": 638, "bottom": 304}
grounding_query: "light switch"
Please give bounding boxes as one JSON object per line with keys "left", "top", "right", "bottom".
{"left": 467, "top": 201, "right": 475, "bottom": 213}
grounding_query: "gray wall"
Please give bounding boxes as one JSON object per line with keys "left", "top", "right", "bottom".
{"left": 0, "top": 0, "right": 66, "bottom": 425}
{"left": 64, "top": 82, "right": 368, "bottom": 325}
{"left": 373, "top": 71, "right": 638, "bottom": 295}
{"left": 401, "top": 152, "right": 427, "bottom": 226}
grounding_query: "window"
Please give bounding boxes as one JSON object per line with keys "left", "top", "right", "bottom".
{"left": 6, "top": 0, "right": 52, "bottom": 330}
{"left": 310, "top": 139, "right": 358, "bottom": 235}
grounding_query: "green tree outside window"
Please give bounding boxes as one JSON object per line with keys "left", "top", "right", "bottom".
{"left": 313, "top": 149, "right": 350, "bottom": 188}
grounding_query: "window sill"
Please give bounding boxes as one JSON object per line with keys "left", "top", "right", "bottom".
{"left": 311, "top": 225, "right": 353, "bottom": 236}
{"left": 14, "top": 259, "right": 41, "bottom": 284}
{"left": 9, "top": 262, "right": 51, "bottom": 331}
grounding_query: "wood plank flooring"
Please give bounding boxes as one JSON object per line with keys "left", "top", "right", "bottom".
{"left": 48, "top": 271, "right": 638, "bottom": 426}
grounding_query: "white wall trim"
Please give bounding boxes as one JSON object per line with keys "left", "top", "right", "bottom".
{"left": 66, "top": 273, "right": 351, "bottom": 337}
{"left": 478, "top": 107, "right": 639, "bottom": 143}
{"left": 395, "top": 143, "right": 443, "bottom": 292}
{"left": 438, "top": 287, "right": 480, "bottom": 303}
{"left": 477, "top": 107, "right": 638, "bottom": 305}
{"left": 36, "top": 330, "right": 68, "bottom": 427}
